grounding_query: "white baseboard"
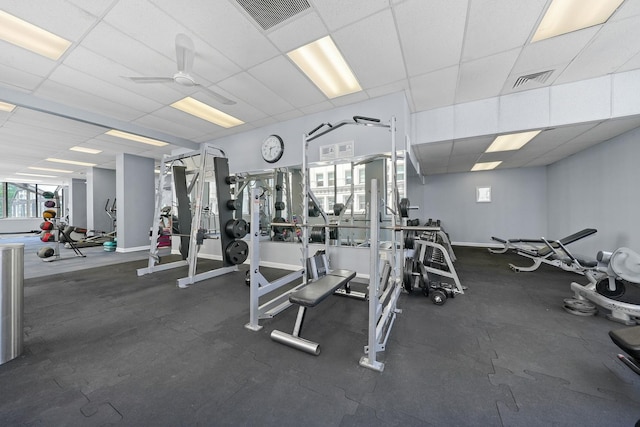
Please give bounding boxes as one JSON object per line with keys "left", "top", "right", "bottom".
{"left": 116, "top": 245, "right": 150, "bottom": 253}
{"left": 452, "top": 241, "right": 502, "bottom": 248}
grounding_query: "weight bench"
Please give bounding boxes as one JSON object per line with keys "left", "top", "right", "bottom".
{"left": 488, "top": 228, "right": 598, "bottom": 273}
{"left": 270, "top": 269, "right": 356, "bottom": 355}
{"left": 609, "top": 326, "right": 640, "bottom": 375}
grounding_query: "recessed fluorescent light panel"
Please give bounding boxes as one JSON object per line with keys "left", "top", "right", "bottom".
{"left": 46, "top": 158, "right": 96, "bottom": 167}
{"left": 70, "top": 146, "right": 102, "bottom": 154}
{"left": 171, "top": 97, "right": 244, "bottom": 128}
{"left": 532, "top": 0, "right": 624, "bottom": 42}
{"left": 0, "top": 10, "right": 71, "bottom": 60}
{"left": 16, "top": 172, "right": 57, "bottom": 178}
{"left": 105, "top": 130, "right": 169, "bottom": 147}
{"left": 471, "top": 161, "right": 502, "bottom": 172}
{"left": 486, "top": 130, "right": 541, "bottom": 153}
{"left": 29, "top": 166, "right": 73, "bottom": 173}
{"left": 0, "top": 101, "right": 16, "bottom": 112}
{"left": 287, "top": 35, "right": 362, "bottom": 99}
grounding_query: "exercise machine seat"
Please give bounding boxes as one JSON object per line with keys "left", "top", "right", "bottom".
{"left": 609, "top": 326, "right": 640, "bottom": 360}
{"left": 289, "top": 270, "right": 356, "bottom": 308}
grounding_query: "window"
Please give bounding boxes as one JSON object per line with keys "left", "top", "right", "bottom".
{"left": 315, "top": 173, "right": 324, "bottom": 187}
{"left": 358, "top": 167, "right": 365, "bottom": 185}
{"left": 7, "top": 183, "right": 37, "bottom": 218}
{"left": 328, "top": 196, "right": 335, "bottom": 212}
{"left": 0, "top": 182, "right": 63, "bottom": 219}
{"left": 328, "top": 171, "right": 335, "bottom": 187}
{"left": 344, "top": 170, "right": 352, "bottom": 185}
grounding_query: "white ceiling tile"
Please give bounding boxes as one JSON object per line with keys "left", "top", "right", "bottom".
{"left": 152, "top": 0, "right": 279, "bottom": 69}
{"left": 47, "top": 65, "right": 160, "bottom": 116}
{"left": 366, "top": 80, "right": 410, "bottom": 101}
{"left": 34, "top": 80, "right": 142, "bottom": 122}
{"left": 410, "top": 66, "right": 458, "bottom": 112}
{"left": 498, "top": 89, "right": 550, "bottom": 132}
{"left": 63, "top": 0, "right": 115, "bottom": 17}
{"left": 611, "top": 1, "right": 640, "bottom": 21}
{"left": 329, "top": 91, "right": 370, "bottom": 108}
{"left": 267, "top": 11, "right": 327, "bottom": 52}
{"left": 617, "top": 51, "right": 640, "bottom": 73}
{"left": 0, "top": 42, "right": 59, "bottom": 78}
{"left": 248, "top": 56, "right": 325, "bottom": 108}
{"left": 519, "top": 123, "right": 598, "bottom": 155}
{"left": 462, "top": 0, "right": 547, "bottom": 61}
{"left": 456, "top": 49, "right": 520, "bottom": 104}
{"left": 451, "top": 136, "right": 493, "bottom": 155}
{"left": 395, "top": 0, "right": 467, "bottom": 76}
{"left": 311, "top": 0, "right": 389, "bottom": 31}
{"left": 218, "top": 72, "right": 294, "bottom": 116}
{"left": 0, "top": 63, "right": 48, "bottom": 92}
{"left": 555, "top": 15, "right": 640, "bottom": 84}
{"left": 415, "top": 141, "right": 453, "bottom": 158}
{"left": 509, "top": 27, "right": 599, "bottom": 77}
{"left": 333, "top": 9, "right": 406, "bottom": 89}
{"left": 1, "top": 0, "right": 98, "bottom": 41}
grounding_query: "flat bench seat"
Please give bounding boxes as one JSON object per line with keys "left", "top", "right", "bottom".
{"left": 289, "top": 269, "right": 356, "bottom": 307}
{"left": 610, "top": 326, "right": 640, "bottom": 360}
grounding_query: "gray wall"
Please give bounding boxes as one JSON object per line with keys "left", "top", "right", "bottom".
{"left": 416, "top": 167, "right": 548, "bottom": 245}
{"left": 68, "top": 178, "right": 87, "bottom": 226}
{"left": 116, "top": 153, "right": 155, "bottom": 251}
{"left": 86, "top": 168, "right": 116, "bottom": 233}
{"left": 547, "top": 126, "right": 640, "bottom": 256}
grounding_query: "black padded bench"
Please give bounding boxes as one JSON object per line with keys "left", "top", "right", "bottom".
{"left": 271, "top": 269, "right": 356, "bottom": 355}
{"left": 609, "top": 326, "right": 640, "bottom": 375}
{"left": 289, "top": 269, "right": 356, "bottom": 307}
{"left": 489, "top": 228, "right": 598, "bottom": 272}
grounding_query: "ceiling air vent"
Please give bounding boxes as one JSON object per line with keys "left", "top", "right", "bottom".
{"left": 236, "top": 0, "right": 310, "bottom": 31}
{"left": 513, "top": 70, "right": 554, "bottom": 89}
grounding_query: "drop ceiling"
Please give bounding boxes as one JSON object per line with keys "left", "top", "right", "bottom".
{"left": 1, "top": 0, "right": 640, "bottom": 182}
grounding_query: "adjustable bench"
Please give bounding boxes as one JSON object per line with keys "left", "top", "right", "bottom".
{"left": 489, "top": 228, "right": 598, "bottom": 273}
{"left": 271, "top": 269, "right": 356, "bottom": 355}
{"left": 609, "top": 326, "right": 640, "bottom": 375}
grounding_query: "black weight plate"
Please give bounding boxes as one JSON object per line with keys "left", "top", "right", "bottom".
{"left": 225, "top": 240, "right": 249, "bottom": 265}
{"left": 596, "top": 279, "right": 626, "bottom": 298}
{"left": 225, "top": 219, "right": 249, "bottom": 239}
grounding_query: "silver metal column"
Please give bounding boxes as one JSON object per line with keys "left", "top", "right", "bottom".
{"left": 0, "top": 243, "right": 24, "bottom": 365}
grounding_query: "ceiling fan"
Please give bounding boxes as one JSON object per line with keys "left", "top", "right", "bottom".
{"left": 124, "top": 33, "right": 235, "bottom": 105}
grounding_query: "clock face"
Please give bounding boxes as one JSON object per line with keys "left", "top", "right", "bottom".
{"left": 261, "top": 135, "right": 284, "bottom": 163}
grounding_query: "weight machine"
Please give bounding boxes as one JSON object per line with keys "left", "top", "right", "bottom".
{"left": 137, "top": 144, "right": 248, "bottom": 288}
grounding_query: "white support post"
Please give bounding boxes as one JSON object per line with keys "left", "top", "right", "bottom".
{"left": 245, "top": 187, "right": 305, "bottom": 331}
{"left": 360, "top": 179, "right": 403, "bottom": 372}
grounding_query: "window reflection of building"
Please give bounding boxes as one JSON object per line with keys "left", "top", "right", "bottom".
{"left": 309, "top": 158, "right": 405, "bottom": 215}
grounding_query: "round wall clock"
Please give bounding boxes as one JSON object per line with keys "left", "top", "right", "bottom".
{"left": 261, "top": 134, "right": 284, "bottom": 163}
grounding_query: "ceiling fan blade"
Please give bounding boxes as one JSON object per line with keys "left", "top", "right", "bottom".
{"left": 125, "top": 76, "right": 174, "bottom": 84}
{"left": 196, "top": 84, "right": 236, "bottom": 105}
{"left": 175, "top": 33, "right": 194, "bottom": 74}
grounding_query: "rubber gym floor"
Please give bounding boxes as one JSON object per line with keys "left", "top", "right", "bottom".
{"left": 1, "top": 241, "right": 639, "bottom": 426}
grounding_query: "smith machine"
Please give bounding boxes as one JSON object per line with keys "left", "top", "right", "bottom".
{"left": 137, "top": 143, "right": 249, "bottom": 288}
{"left": 245, "top": 115, "right": 404, "bottom": 371}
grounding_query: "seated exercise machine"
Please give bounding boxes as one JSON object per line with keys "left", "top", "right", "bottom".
{"left": 567, "top": 247, "right": 640, "bottom": 324}
{"left": 609, "top": 325, "right": 640, "bottom": 375}
{"left": 489, "top": 228, "right": 598, "bottom": 274}
{"left": 403, "top": 220, "right": 464, "bottom": 305}
{"left": 268, "top": 179, "right": 401, "bottom": 371}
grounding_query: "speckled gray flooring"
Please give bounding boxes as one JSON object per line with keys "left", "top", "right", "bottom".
{"left": 1, "top": 247, "right": 639, "bottom": 426}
